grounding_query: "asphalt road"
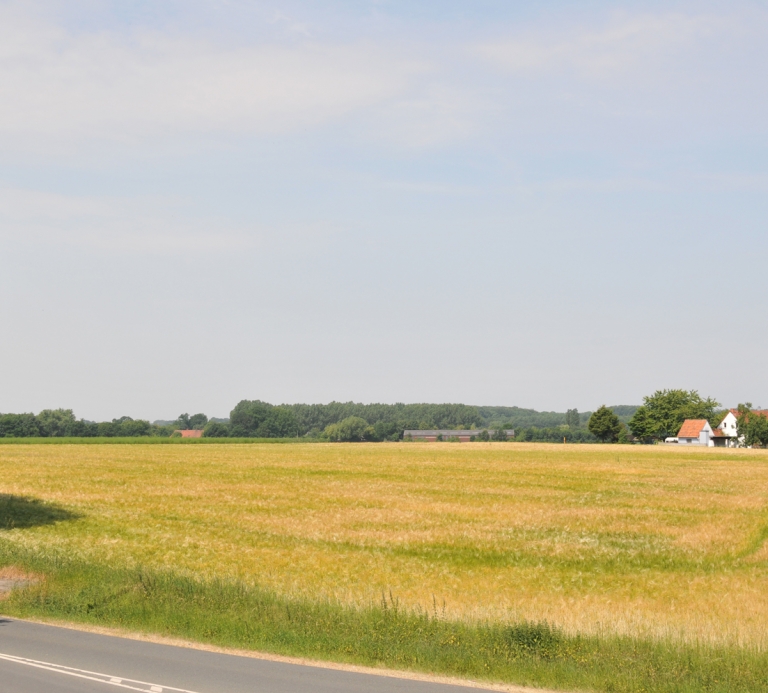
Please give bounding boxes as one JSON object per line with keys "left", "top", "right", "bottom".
{"left": 0, "top": 618, "right": 495, "bottom": 693}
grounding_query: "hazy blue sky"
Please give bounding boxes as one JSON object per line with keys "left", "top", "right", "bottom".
{"left": 1, "top": 0, "right": 766, "bottom": 420}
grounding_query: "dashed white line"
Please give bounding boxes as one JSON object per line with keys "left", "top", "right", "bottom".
{"left": 0, "top": 652, "right": 199, "bottom": 692}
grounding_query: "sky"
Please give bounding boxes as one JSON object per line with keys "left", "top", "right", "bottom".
{"left": 1, "top": 0, "right": 766, "bottom": 421}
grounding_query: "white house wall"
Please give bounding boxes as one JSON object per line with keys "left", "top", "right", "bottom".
{"left": 717, "top": 412, "right": 741, "bottom": 447}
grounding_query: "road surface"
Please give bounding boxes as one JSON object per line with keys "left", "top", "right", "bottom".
{"left": 0, "top": 618, "right": 497, "bottom": 693}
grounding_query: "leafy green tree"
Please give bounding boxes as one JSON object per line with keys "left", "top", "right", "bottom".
{"left": 36, "top": 409, "right": 78, "bottom": 437}
{"left": 229, "top": 400, "right": 298, "bottom": 438}
{"left": 0, "top": 413, "right": 41, "bottom": 437}
{"left": 628, "top": 390, "right": 719, "bottom": 442}
{"left": 736, "top": 404, "right": 768, "bottom": 448}
{"left": 323, "top": 416, "right": 375, "bottom": 442}
{"left": 476, "top": 429, "right": 490, "bottom": 442}
{"left": 119, "top": 418, "right": 151, "bottom": 437}
{"left": 373, "top": 421, "right": 401, "bottom": 441}
{"left": 91, "top": 417, "right": 148, "bottom": 437}
{"left": 626, "top": 406, "right": 652, "bottom": 442}
{"left": 491, "top": 428, "right": 508, "bottom": 441}
{"left": 188, "top": 413, "right": 208, "bottom": 430}
{"left": 175, "top": 413, "right": 191, "bottom": 430}
{"left": 617, "top": 423, "right": 630, "bottom": 444}
{"left": 565, "top": 408, "right": 580, "bottom": 428}
{"left": 588, "top": 405, "right": 622, "bottom": 443}
{"left": 203, "top": 421, "right": 230, "bottom": 438}
{"left": 97, "top": 421, "right": 120, "bottom": 437}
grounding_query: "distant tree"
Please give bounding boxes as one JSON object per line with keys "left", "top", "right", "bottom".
{"left": 736, "top": 403, "right": 768, "bottom": 448}
{"left": 36, "top": 409, "right": 78, "bottom": 437}
{"left": 626, "top": 405, "right": 653, "bottom": 442}
{"left": 323, "top": 416, "right": 375, "bottom": 442}
{"left": 476, "top": 429, "right": 490, "bottom": 442}
{"left": 203, "top": 421, "right": 230, "bottom": 438}
{"left": 515, "top": 427, "right": 596, "bottom": 443}
{"left": 175, "top": 413, "right": 191, "bottom": 430}
{"left": 588, "top": 405, "right": 622, "bottom": 443}
{"left": 188, "top": 413, "right": 208, "bottom": 430}
{"left": 0, "top": 413, "right": 41, "bottom": 437}
{"left": 97, "top": 421, "right": 120, "bottom": 437}
{"left": 229, "top": 400, "right": 298, "bottom": 438}
{"left": 628, "top": 390, "right": 719, "bottom": 442}
{"left": 617, "top": 423, "right": 630, "bottom": 444}
{"left": 565, "top": 408, "right": 580, "bottom": 428}
{"left": 119, "top": 418, "right": 151, "bottom": 437}
{"left": 491, "top": 428, "right": 508, "bottom": 441}
{"left": 373, "top": 421, "right": 402, "bottom": 441}
{"left": 710, "top": 410, "right": 728, "bottom": 428}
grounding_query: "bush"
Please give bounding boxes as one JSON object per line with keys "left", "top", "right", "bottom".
{"left": 203, "top": 422, "right": 230, "bottom": 438}
{"left": 323, "top": 416, "right": 375, "bottom": 442}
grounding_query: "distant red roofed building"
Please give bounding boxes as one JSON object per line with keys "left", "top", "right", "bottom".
{"left": 676, "top": 419, "right": 714, "bottom": 446}
{"left": 175, "top": 429, "right": 203, "bottom": 438}
{"left": 715, "top": 408, "right": 768, "bottom": 447}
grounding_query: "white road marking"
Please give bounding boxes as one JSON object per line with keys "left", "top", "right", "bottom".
{"left": 0, "top": 652, "right": 200, "bottom": 692}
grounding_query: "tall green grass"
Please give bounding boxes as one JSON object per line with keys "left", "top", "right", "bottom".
{"left": 2, "top": 542, "right": 766, "bottom": 693}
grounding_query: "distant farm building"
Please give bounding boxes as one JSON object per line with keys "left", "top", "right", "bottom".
{"left": 403, "top": 429, "right": 515, "bottom": 442}
{"left": 676, "top": 420, "right": 715, "bottom": 446}
{"left": 175, "top": 429, "right": 203, "bottom": 438}
{"left": 714, "top": 408, "right": 768, "bottom": 447}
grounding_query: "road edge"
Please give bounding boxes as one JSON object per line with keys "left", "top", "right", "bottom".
{"left": 1, "top": 614, "right": 564, "bottom": 693}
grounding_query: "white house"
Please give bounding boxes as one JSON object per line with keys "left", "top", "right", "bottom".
{"left": 677, "top": 419, "right": 715, "bottom": 446}
{"left": 715, "top": 408, "right": 768, "bottom": 447}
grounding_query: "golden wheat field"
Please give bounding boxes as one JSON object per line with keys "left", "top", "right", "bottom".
{"left": 1, "top": 442, "right": 767, "bottom": 647}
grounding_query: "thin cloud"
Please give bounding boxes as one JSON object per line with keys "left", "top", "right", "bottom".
{"left": 0, "top": 8, "right": 426, "bottom": 146}
{"left": 470, "top": 8, "right": 768, "bottom": 144}
{"left": 0, "top": 186, "right": 339, "bottom": 255}
{"left": 477, "top": 12, "right": 723, "bottom": 80}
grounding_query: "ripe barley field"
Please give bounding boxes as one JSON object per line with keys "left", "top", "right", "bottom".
{"left": 1, "top": 441, "right": 767, "bottom": 650}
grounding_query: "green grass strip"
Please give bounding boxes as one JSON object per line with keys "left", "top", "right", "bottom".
{"left": 2, "top": 543, "right": 766, "bottom": 693}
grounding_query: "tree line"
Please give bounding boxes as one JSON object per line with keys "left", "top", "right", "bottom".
{"left": 216, "top": 401, "right": 637, "bottom": 441}
{"left": 0, "top": 409, "right": 208, "bottom": 438}
{"left": 4, "top": 394, "right": 763, "bottom": 445}
{"left": 0, "top": 401, "right": 615, "bottom": 441}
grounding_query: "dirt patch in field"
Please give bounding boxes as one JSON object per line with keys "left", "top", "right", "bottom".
{"left": 0, "top": 566, "right": 41, "bottom": 599}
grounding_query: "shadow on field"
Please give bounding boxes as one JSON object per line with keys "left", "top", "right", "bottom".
{"left": 0, "top": 495, "right": 80, "bottom": 530}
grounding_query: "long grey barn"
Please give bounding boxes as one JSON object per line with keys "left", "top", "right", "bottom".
{"left": 404, "top": 429, "right": 515, "bottom": 442}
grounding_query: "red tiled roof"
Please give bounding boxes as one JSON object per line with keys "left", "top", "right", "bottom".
{"left": 729, "top": 409, "right": 768, "bottom": 418}
{"left": 677, "top": 419, "right": 708, "bottom": 438}
{"left": 175, "top": 429, "right": 203, "bottom": 438}
{"left": 712, "top": 428, "right": 726, "bottom": 438}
